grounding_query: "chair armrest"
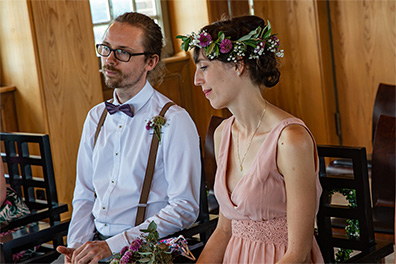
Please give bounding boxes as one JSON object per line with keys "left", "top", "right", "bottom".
{"left": 1, "top": 221, "right": 70, "bottom": 263}
{"left": 343, "top": 240, "right": 394, "bottom": 263}
{"left": 1, "top": 203, "right": 68, "bottom": 232}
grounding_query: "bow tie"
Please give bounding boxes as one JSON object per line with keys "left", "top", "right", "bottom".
{"left": 105, "top": 101, "right": 134, "bottom": 118}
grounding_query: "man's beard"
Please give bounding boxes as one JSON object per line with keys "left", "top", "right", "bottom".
{"left": 102, "top": 65, "right": 145, "bottom": 89}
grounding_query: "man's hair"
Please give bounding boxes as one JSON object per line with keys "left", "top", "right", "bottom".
{"left": 114, "top": 12, "right": 164, "bottom": 85}
{"left": 115, "top": 12, "right": 163, "bottom": 59}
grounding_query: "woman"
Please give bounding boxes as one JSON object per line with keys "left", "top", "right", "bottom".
{"left": 178, "top": 16, "right": 324, "bottom": 263}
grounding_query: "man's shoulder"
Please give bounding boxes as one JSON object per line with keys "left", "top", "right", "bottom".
{"left": 151, "top": 90, "right": 187, "bottom": 116}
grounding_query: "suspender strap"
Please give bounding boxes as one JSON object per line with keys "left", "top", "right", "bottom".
{"left": 94, "top": 99, "right": 113, "bottom": 147}
{"left": 135, "top": 101, "right": 175, "bottom": 226}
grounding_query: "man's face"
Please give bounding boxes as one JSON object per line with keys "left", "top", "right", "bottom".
{"left": 100, "top": 22, "right": 149, "bottom": 92}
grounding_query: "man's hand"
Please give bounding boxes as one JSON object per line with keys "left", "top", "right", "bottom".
{"left": 56, "top": 246, "right": 75, "bottom": 264}
{"left": 70, "top": 241, "right": 112, "bottom": 264}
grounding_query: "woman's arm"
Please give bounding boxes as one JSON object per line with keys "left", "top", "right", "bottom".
{"left": 197, "top": 211, "right": 232, "bottom": 263}
{"left": 276, "top": 124, "right": 318, "bottom": 263}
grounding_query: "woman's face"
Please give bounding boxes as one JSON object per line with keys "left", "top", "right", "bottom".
{"left": 194, "top": 52, "right": 237, "bottom": 109}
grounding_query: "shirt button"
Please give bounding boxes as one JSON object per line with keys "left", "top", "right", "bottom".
{"left": 115, "top": 153, "right": 118, "bottom": 156}
{"left": 102, "top": 207, "right": 106, "bottom": 210}
{"left": 111, "top": 180, "right": 114, "bottom": 184}
{"left": 104, "top": 224, "right": 107, "bottom": 226}
{"left": 119, "top": 125, "right": 122, "bottom": 128}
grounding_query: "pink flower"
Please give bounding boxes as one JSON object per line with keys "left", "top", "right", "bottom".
{"left": 220, "top": 39, "right": 232, "bottom": 53}
{"left": 120, "top": 246, "right": 128, "bottom": 256}
{"left": 129, "top": 238, "right": 142, "bottom": 252}
{"left": 145, "top": 121, "right": 152, "bottom": 130}
{"left": 120, "top": 251, "right": 132, "bottom": 264}
{"left": 198, "top": 32, "right": 212, "bottom": 47}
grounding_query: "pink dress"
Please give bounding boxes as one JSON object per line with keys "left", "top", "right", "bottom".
{"left": 214, "top": 117, "right": 324, "bottom": 263}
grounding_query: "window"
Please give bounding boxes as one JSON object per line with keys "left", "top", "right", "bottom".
{"left": 89, "top": 0, "right": 173, "bottom": 57}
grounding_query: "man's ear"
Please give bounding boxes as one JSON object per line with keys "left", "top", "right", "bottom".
{"left": 145, "top": 54, "right": 160, "bottom": 72}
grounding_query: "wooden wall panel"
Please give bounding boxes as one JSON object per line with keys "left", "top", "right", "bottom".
{"left": 207, "top": 0, "right": 250, "bottom": 23}
{"left": 254, "top": 0, "right": 333, "bottom": 145}
{"left": 0, "top": 86, "right": 19, "bottom": 132}
{"left": 0, "top": 0, "right": 47, "bottom": 133}
{"left": 329, "top": 0, "right": 396, "bottom": 151}
{"left": 28, "top": 0, "right": 103, "bottom": 220}
{"left": 168, "top": 0, "right": 228, "bottom": 141}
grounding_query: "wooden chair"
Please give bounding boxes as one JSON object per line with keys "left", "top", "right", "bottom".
{"left": 172, "top": 116, "right": 226, "bottom": 262}
{"left": 329, "top": 82, "right": 395, "bottom": 172}
{"left": 203, "top": 115, "right": 225, "bottom": 214}
{"left": 371, "top": 83, "right": 396, "bottom": 142}
{"left": 316, "top": 145, "right": 394, "bottom": 263}
{"left": 371, "top": 115, "right": 395, "bottom": 235}
{"left": 0, "top": 132, "right": 69, "bottom": 263}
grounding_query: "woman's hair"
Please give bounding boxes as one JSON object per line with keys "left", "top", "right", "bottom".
{"left": 114, "top": 12, "right": 164, "bottom": 85}
{"left": 193, "top": 15, "right": 280, "bottom": 88}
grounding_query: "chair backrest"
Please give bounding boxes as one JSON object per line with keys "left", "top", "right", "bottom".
{"left": 372, "top": 83, "right": 396, "bottom": 142}
{"left": 196, "top": 137, "right": 210, "bottom": 224}
{"left": 203, "top": 115, "right": 225, "bottom": 191}
{"left": 316, "top": 145, "right": 375, "bottom": 263}
{"left": 371, "top": 115, "right": 396, "bottom": 208}
{"left": 0, "top": 132, "right": 59, "bottom": 212}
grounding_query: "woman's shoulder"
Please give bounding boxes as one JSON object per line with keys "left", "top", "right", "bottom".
{"left": 213, "top": 116, "right": 233, "bottom": 141}
{"left": 277, "top": 120, "right": 315, "bottom": 157}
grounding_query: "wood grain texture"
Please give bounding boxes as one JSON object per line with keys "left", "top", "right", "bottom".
{"left": 168, "top": 0, "right": 229, "bottom": 142}
{"left": 0, "top": 86, "right": 19, "bottom": 132}
{"left": 254, "top": 0, "right": 331, "bottom": 144}
{"left": 29, "top": 0, "right": 103, "bottom": 220}
{"left": 329, "top": 0, "right": 396, "bottom": 151}
{"left": 168, "top": 0, "right": 209, "bottom": 54}
{"left": 0, "top": 0, "right": 47, "bottom": 133}
{"left": 207, "top": 0, "right": 250, "bottom": 23}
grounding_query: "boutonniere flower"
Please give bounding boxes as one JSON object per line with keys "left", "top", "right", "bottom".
{"left": 145, "top": 115, "right": 168, "bottom": 142}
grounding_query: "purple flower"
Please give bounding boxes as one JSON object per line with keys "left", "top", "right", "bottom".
{"left": 220, "top": 39, "right": 232, "bottom": 53}
{"left": 198, "top": 32, "right": 212, "bottom": 47}
{"left": 145, "top": 121, "right": 152, "bottom": 130}
{"left": 120, "top": 251, "right": 133, "bottom": 264}
{"left": 129, "top": 238, "right": 142, "bottom": 252}
{"left": 120, "top": 246, "right": 128, "bottom": 256}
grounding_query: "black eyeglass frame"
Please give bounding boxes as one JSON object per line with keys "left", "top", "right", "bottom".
{"left": 96, "top": 44, "right": 151, "bottom": 62}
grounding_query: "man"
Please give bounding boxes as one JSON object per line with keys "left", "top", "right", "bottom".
{"left": 57, "top": 12, "right": 201, "bottom": 263}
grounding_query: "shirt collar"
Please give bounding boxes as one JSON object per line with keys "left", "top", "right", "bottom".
{"left": 112, "top": 81, "right": 154, "bottom": 114}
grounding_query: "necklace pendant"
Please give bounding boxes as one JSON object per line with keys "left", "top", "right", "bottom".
{"left": 240, "top": 164, "right": 243, "bottom": 171}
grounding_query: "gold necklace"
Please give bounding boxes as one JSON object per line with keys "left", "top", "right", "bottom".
{"left": 236, "top": 103, "right": 267, "bottom": 172}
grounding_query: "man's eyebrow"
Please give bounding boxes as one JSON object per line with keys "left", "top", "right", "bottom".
{"left": 101, "top": 41, "right": 135, "bottom": 52}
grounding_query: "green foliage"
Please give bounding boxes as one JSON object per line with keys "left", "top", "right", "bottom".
{"left": 335, "top": 248, "right": 354, "bottom": 263}
{"left": 328, "top": 188, "right": 360, "bottom": 263}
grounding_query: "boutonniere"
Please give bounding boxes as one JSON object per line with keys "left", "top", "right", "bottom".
{"left": 145, "top": 115, "right": 168, "bottom": 142}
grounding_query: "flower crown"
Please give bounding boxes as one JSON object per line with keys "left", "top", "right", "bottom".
{"left": 176, "top": 20, "right": 284, "bottom": 62}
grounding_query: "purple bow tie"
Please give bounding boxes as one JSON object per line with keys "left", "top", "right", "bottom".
{"left": 105, "top": 101, "right": 134, "bottom": 118}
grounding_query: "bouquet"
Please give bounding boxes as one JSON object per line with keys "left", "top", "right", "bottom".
{"left": 109, "top": 221, "right": 195, "bottom": 264}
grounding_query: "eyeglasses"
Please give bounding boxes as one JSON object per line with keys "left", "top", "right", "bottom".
{"left": 96, "top": 44, "right": 149, "bottom": 62}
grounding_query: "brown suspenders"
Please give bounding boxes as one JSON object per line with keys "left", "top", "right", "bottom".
{"left": 93, "top": 101, "right": 175, "bottom": 226}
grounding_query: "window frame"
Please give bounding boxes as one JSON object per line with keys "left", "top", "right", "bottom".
{"left": 89, "top": 0, "right": 174, "bottom": 58}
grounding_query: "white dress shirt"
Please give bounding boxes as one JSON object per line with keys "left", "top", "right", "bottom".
{"left": 67, "top": 81, "right": 201, "bottom": 253}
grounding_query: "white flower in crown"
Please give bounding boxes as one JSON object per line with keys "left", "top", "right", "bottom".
{"left": 176, "top": 20, "right": 284, "bottom": 61}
